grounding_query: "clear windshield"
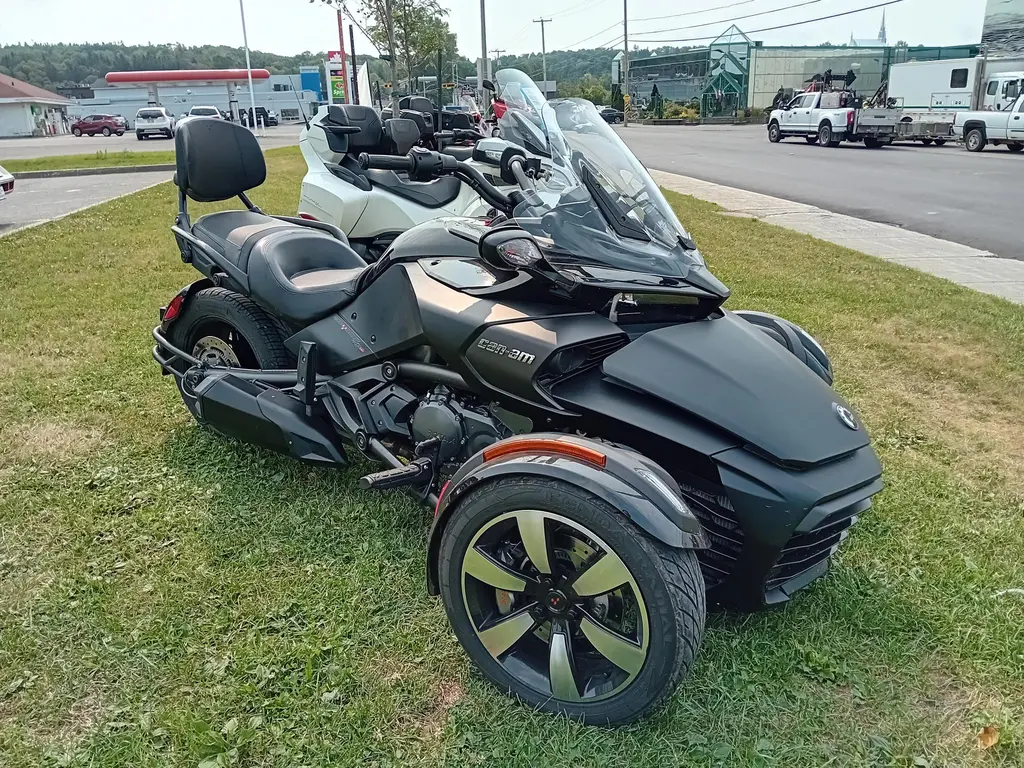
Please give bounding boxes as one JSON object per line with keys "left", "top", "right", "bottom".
{"left": 493, "top": 69, "right": 704, "bottom": 278}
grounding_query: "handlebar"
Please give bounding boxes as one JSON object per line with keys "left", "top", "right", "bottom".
{"left": 357, "top": 153, "right": 413, "bottom": 172}
{"left": 358, "top": 148, "right": 515, "bottom": 214}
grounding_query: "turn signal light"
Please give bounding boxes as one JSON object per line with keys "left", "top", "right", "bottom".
{"left": 483, "top": 438, "right": 607, "bottom": 468}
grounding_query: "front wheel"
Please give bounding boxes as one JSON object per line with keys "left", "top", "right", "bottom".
{"left": 72, "top": 127, "right": 82, "bottom": 137}
{"left": 438, "top": 476, "right": 705, "bottom": 725}
{"left": 767, "top": 121, "right": 781, "bottom": 143}
{"left": 102, "top": 127, "right": 111, "bottom": 137}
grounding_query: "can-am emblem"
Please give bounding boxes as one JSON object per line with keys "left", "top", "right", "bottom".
{"left": 834, "top": 403, "right": 859, "bottom": 430}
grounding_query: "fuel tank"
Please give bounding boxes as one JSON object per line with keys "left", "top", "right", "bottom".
{"left": 601, "top": 311, "right": 870, "bottom": 467}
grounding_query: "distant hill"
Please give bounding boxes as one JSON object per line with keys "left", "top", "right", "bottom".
{"left": 0, "top": 42, "right": 386, "bottom": 90}
{"left": 0, "top": 41, "right": 695, "bottom": 93}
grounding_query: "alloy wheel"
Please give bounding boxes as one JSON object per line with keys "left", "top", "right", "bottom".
{"left": 460, "top": 510, "right": 650, "bottom": 702}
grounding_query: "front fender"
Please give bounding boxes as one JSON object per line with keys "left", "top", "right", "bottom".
{"left": 425, "top": 433, "right": 708, "bottom": 595}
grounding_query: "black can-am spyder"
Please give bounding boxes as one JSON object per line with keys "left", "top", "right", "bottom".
{"left": 153, "top": 69, "right": 882, "bottom": 725}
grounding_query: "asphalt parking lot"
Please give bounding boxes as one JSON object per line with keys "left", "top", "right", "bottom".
{"left": 0, "top": 172, "right": 171, "bottom": 236}
{"left": 0, "top": 124, "right": 302, "bottom": 160}
{"left": 617, "top": 124, "right": 1022, "bottom": 261}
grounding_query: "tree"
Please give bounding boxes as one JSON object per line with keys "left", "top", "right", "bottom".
{"left": 610, "top": 83, "right": 624, "bottom": 112}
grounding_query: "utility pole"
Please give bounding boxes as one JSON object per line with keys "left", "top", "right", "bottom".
{"left": 533, "top": 19, "right": 552, "bottom": 96}
{"left": 238, "top": 0, "right": 258, "bottom": 130}
{"left": 490, "top": 48, "right": 505, "bottom": 76}
{"left": 349, "top": 24, "right": 359, "bottom": 105}
{"left": 622, "top": 0, "right": 629, "bottom": 126}
{"left": 383, "top": 0, "right": 400, "bottom": 114}
{"left": 480, "top": 0, "right": 489, "bottom": 94}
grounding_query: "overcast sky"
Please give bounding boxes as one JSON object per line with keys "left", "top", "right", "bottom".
{"left": 1, "top": 0, "right": 986, "bottom": 62}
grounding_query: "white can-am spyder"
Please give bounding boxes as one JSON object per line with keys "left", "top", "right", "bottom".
{"left": 299, "top": 104, "right": 494, "bottom": 261}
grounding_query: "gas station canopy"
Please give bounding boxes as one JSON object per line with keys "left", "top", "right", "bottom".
{"left": 105, "top": 69, "right": 272, "bottom": 86}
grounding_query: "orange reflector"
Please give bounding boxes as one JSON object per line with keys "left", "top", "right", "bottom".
{"left": 483, "top": 438, "right": 607, "bottom": 468}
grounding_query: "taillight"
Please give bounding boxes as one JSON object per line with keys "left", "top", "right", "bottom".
{"left": 298, "top": 213, "right": 319, "bottom": 221}
{"left": 162, "top": 294, "right": 185, "bottom": 323}
{"left": 847, "top": 110, "right": 855, "bottom": 128}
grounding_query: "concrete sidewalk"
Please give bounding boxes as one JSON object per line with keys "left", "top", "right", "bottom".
{"left": 651, "top": 169, "right": 1024, "bottom": 304}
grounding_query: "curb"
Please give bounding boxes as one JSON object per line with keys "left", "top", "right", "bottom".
{"left": 12, "top": 164, "right": 175, "bottom": 180}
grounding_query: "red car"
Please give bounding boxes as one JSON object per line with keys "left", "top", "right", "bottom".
{"left": 71, "top": 114, "right": 126, "bottom": 137}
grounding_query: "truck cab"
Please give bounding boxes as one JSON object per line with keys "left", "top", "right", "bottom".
{"left": 981, "top": 72, "right": 1024, "bottom": 112}
{"left": 953, "top": 93, "right": 1024, "bottom": 152}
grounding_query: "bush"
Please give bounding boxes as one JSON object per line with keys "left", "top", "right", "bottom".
{"left": 663, "top": 102, "right": 699, "bottom": 121}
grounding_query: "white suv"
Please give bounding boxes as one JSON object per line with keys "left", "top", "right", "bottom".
{"left": 187, "top": 106, "right": 223, "bottom": 119}
{"left": 135, "top": 107, "right": 176, "bottom": 140}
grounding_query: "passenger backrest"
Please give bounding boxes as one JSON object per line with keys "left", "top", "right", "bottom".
{"left": 323, "top": 104, "right": 387, "bottom": 155}
{"left": 175, "top": 118, "right": 266, "bottom": 202}
{"left": 384, "top": 118, "right": 421, "bottom": 155}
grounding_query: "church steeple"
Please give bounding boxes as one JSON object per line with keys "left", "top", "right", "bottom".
{"left": 878, "top": 9, "right": 887, "bottom": 44}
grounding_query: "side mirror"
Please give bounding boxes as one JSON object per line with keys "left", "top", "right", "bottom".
{"left": 482, "top": 79, "right": 495, "bottom": 92}
{"left": 479, "top": 228, "right": 542, "bottom": 273}
{"left": 471, "top": 137, "right": 510, "bottom": 166}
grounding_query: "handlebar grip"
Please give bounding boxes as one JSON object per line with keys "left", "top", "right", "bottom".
{"left": 358, "top": 153, "right": 414, "bottom": 171}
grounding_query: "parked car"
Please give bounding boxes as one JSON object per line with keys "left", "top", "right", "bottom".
{"left": 0, "top": 163, "right": 13, "bottom": 202}
{"left": 953, "top": 93, "right": 1024, "bottom": 152}
{"left": 71, "top": 114, "right": 125, "bottom": 137}
{"left": 266, "top": 109, "right": 280, "bottom": 126}
{"left": 599, "top": 106, "right": 624, "bottom": 124}
{"left": 135, "top": 107, "right": 176, "bottom": 140}
{"left": 187, "top": 105, "right": 223, "bottom": 119}
{"left": 767, "top": 90, "right": 897, "bottom": 148}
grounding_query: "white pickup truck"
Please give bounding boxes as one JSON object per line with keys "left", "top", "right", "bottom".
{"left": 767, "top": 90, "right": 898, "bottom": 148}
{"left": 952, "top": 93, "right": 1024, "bottom": 152}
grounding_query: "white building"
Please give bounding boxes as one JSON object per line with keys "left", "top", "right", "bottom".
{"left": 0, "top": 74, "right": 73, "bottom": 137}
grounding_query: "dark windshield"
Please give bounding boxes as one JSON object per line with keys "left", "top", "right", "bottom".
{"left": 493, "top": 69, "right": 704, "bottom": 279}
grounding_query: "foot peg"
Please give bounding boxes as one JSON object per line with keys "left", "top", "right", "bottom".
{"left": 358, "top": 458, "right": 432, "bottom": 491}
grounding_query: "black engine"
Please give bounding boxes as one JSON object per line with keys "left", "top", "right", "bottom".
{"left": 410, "top": 386, "right": 510, "bottom": 463}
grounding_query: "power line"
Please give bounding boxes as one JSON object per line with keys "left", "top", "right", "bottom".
{"left": 632, "top": 0, "right": 904, "bottom": 43}
{"left": 552, "top": 0, "right": 613, "bottom": 19}
{"left": 631, "top": 0, "right": 822, "bottom": 38}
{"left": 631, "top": 0, "right": 758, "bottom": 23}
{"left": 563, "top": 21, "right": 623, "bottom": 50}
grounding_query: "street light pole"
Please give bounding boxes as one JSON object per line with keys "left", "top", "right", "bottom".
{"left": 480, "top": 0, "right": 489, "bottom": 91}
{"left": 238, "top": 0, "right": 259, "bottom": 130}
{"left": 622, "top": 0, "right": 629, "bottom": 127}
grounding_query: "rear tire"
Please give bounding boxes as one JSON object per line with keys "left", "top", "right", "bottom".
{"left": 102, "top": 127, "right": 111, "bottom": 137}
{"left": 864, "top": 137, "right": 884, "bottom": 148}
{"left": 438, "top": 475, "right": 705, "bottom": 726}
{"left": 920, "top": 138, "right": 934, "bottom": 146}
{"left": 137, "top": 132, "right": 144, "bottom": 140}
{"left": 934, "top": 139, "right": 947, "bottom": 146}
{"left": 818, "top": 123, "right": 839, "bottom": 147}
{"left": 1008, "top": 143, "right": 1024, "bottom": 153}
{"left": 966, "top": 129, "right": 986, "bottom": 152}
{"left": 767, "top": 121, "right": 781, "bottom": 143}
{"left": 168, "top": 287, "right": 293, "bottom": 382}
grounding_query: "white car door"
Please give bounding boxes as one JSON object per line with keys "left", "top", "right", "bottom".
{"left": 781, "top": 95, "right": 804, "bottom": 132}
{"left": 789, "top": 94, "right": 815, "bottom": 133}
{"left": 1010, "top": 97, "right": 1024, "bottom": 143}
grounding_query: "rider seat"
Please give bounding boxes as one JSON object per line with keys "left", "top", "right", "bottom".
{"left": 175, "top": 118, "right": 368, "bottom": 325}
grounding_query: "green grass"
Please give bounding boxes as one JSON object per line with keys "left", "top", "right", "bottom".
{"left": 2, "top": 147, "right": 1023, "bottom": 767}
{"left": 1, "top": 150, "right": 177, "bottom": 173}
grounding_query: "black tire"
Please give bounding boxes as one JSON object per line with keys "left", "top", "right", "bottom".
{"left": 864, "top": 137, "right": 884, "bottom": 149}
{"left": 165, "top": 129, "right": 174, "bottom": 139}
{"left": 116, "top": 131, "right": 124, "bottom": 136}
{"left": 137, "top": 132, "right": 144, "bottom": 140}
{"left": 921, "top": 138, "right": 934, "bottom": 146}
{"left": 168, "top": 287, "right": 293, "bottom": 376}
{"left": 102, "top": 127, "right": 111, "bottom": 137}
{"left": 805, "top": 135, "right": 819, "bottom": 144}
{"left": 818, "top": 123, "right": 839, "bottom": 147}
{"left": 934, "top": 139, "right": 947, "bottom": 146}
{"left": 438, "top": 475, "right": 705, "bottom": 726}
{"left": 767, "top": 121, "right": 781, "bottom": 143}
{"left": 966, "top": 128, "right": 986, "bottom": 152}
{"left": 72, "top": 127, "right": 82, "bottom": 137}
{"left": 1008, "top": 143, "right": 1024, "bottom": 153}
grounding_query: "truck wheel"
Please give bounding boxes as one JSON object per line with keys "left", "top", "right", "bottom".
{"left": 920, "top": 139, "right": 934, "bottom": 146}
{"left": 966, "top": 129, "right": 986, "bottom": 152}
{"left": 805, "top": 135, "right": 818, "bottom": 145}
{"left": 767, "top": 121, "right": 782, "bottom": 143}
{"left": 818, "top": 123, "right": 839, "bottom": 148}
{"left": 438, "top": 475, "right": 705, "bottom": 726}
{"left": 864, "top": 137, "right": 881, "bottom": 148}
{"left": 934, "top": 139, "right": 947, "bottom": 146}
{"left": 1008, "top": 143, "right": 1024, "bottom": 153}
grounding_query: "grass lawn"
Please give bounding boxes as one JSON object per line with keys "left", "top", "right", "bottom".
{"left": 1, "top": 147, "right": 1023, "bottom": 767}
{"left": 1, "top": 150, "right": 177, "bottom": 174}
